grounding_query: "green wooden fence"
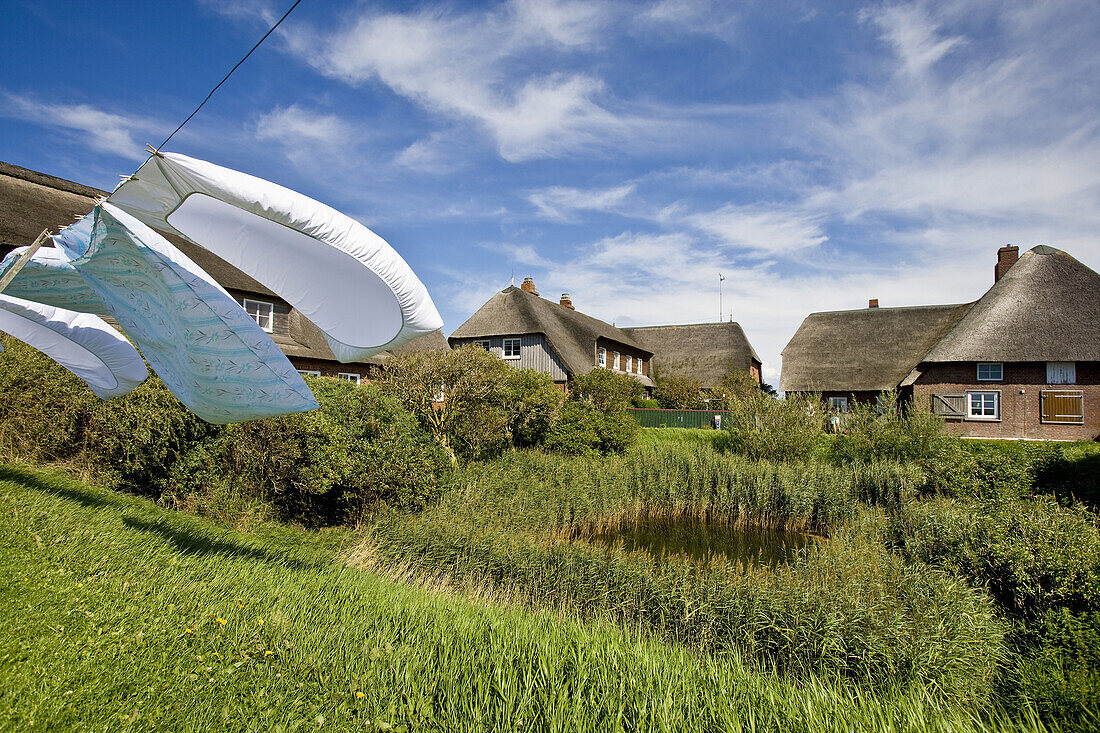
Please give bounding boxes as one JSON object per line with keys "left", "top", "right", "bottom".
{"left": 626, "top": 408, "right": 732, "bottom": 429}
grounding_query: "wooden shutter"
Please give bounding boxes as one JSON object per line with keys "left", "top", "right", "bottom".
{"left": 931, "top": 393, "right": 965, "bottom": 417}
{"left": 1041, "top": 390, "right": 1084, "bottom": 424}
{"left": 1046, "top": 362, "right": 1076, "bottom": 384}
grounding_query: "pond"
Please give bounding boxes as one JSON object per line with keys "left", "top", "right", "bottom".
{"left": 584, "top": 518, "right": 818, "bottom": 566}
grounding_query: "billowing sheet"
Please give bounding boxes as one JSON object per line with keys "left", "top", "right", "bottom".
{"left": 108, "top": 152, "right": 443, "bottom": 362}
{"left": 0, "top": 294, "right": 147, "bottom": 399}
{"left": 0, "top": 238, "right": 110, "bottom": 315}
{"left": 54, "top": 203, "right": 318, "bottom": 423}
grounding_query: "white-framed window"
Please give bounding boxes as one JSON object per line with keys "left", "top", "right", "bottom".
{"left": 242, "top": 298, "right": 274, "bottom": 333}
{"left": 976, "top": 363, "right": 1002, "bottom": 381}
{"left": 337, "top": 372, "right": 360, "bottom": 385}
{"left": 967, "top": 391, "right": 1000, "bottom": 420}
{"left": 1046, "top": 362, "right": 1076, "bottom": 385}
{"left": 625, "top": 355, "right": 633, "bottom": 373}
{"left": 474, "top": 340, "right": 491, "bottom": 351}
{"left": 598, "top": 347, "right": 607, "bottom": 367}
{"left": 828, "top": 396, "right": 849, "bottom": 413}
{"left": 503, "top": 337, "right": 521, "bottom": 359}
{"left": 297, "top": 369, "right": 321, "bottom": 378}
{"left": 613, "top": 351, "right": 620, "bottom": 370}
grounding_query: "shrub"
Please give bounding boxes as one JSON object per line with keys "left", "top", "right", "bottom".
{"left": 632, "top": 398, "right": 661, "bottom": 408}
{"left": 653, "top": 376, "right": 705, "bottom": 409}
{"left": 925, "top": 440, "right": 1067, "bottom": 500}
{"left": 503, "top": 368, "right": 563, "bottom": 448}
{"left": 722, "top": 391, "right": 823, "bottom": 462}
{"left": 83, "top": 378, "right": 217, "bottom": 495}
{"left": 826, "top": 391, "right": 952, "bottom": 464}
{"left": 890, "top": 496, "right": 1100, "bottom": 619}
{"left": 544, "top": 401, "right": 602, "bottom": 456}
{"left": 383, "top": 345, "right": 514, "bottom": 461}
{"left": 170, "top": 380, "right": 452, "bottom": 523}
{"left": 0, "top": 335, "right": 100, "bottom": 464}
{"left": 1011, "top": 609, "right": 1100, "bottom": 729}
{"left": 569, "top": 369, "right": 643, "bottom": 411}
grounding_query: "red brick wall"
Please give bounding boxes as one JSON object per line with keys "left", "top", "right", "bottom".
{"left": 912, "top": 362, "right": 1100, "bottom": 441}
{"left": 288, "top": 356, "right": 383, "bottom": 382}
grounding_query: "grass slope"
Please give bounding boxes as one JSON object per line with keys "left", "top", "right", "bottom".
{"left": 0, "top": 463, "right": 1052, "bottom": 733}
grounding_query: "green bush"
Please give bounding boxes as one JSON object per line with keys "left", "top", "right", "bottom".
{"left": 544, "top": 402, "right": 603, "bottom": 456}
{"left": 171, "top": 380, "right": 452, "bottom": 523}
{"left": 653, "top": 375, "right": 705, "bottom": 409}
{"left": 827, "top": 391, "right": 952, "bottom": 464}
{"left": 890, "top": 496, "right": 1100, "bottom": 618}
{"left": 503, "top": 368, "right": 563, "bottom": 447}
{"left": 0, "top": 335, "right": 100, "bottom": 464}
{"left": 632, "top": 398, "right": 661, "bottom": 409}
{"left": 569, "top": 369, "right": 643, "bottom": 411}
{"left": 722, "top": 391, "right": 823, "bottom": 462}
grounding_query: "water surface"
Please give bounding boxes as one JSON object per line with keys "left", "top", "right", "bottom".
{"left": 586, "top": 518, "right": 817, "bottom": 566}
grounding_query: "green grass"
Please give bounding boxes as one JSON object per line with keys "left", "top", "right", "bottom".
{"left": 0, "top": 463, "right": 1051, "bottom": 732}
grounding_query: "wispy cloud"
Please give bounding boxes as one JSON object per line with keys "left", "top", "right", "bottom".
{"left": 1, "top": 95, "right": 152, "bottom": 160}
{"left": 527, "top": 183, "right": 636, "bottom": 220}
{"left": 273, "top": 0, "right": 650, "bottom": 161}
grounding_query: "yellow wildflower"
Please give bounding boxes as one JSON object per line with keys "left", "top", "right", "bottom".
{"left": 356, "top": 692, "right": 364, "bottom": 699}
{"left": 257, "top": 619, "right": 264, "bottom": 625}
{"left": 217, "top": 618, "right": 226, "bottom": 625}
{"left": 265, "top": 651, "right": 273, "bottom": 656}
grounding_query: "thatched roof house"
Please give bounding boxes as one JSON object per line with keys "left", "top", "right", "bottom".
{"left": 622, "top": 322, "right": 762, "bottom": 388}
{"left": 0, "top": 160, "right": 446, "bottom": 382}
{"left": 780, "top": 303, "right": 973, "bottom": 394}
{"left": 781, "top": 245, "right": 1100, "bottom": 440}
{"left": 449, "top": 280, "right": 654, "bottom": 389}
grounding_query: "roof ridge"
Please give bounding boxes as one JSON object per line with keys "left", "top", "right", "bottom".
{"left": 0, "top": 161, "right": 106, "bottom": 199}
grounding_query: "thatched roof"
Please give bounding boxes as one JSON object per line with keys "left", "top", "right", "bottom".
{"left": 0, "top": 160, "right": 447, "bottom": 367}
{"left": 923, "top": 246, "right": 1100, "bottom": 362}
{"left": 623, "top": 322, "right": 761, "bottom": 388}
{"left": 0, "top": 161, "right": 104, "bottom": 252}
{"left": 449, "top": 285, "right": 650, "bottom": 377}
{"left": 780, "top": 302, "right": 974, "bottom": 393}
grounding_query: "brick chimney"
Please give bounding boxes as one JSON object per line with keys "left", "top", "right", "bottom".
{"left": 868, "top": 298, "right": 879, "bottom": 308}
{"left": 995, "top": 245, "right": 1019, "bottom": 283}
{"left": 559, "top": 293, "right": 574, "bottom": 309}
{"left": 520, "top": 277, "right": 539, "bottom": 296}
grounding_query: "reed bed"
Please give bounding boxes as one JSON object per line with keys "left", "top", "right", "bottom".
{"left": 0, "top": 464, "right": 1044, "bottom": 732}
{"left": 441, "top": 445, "right": 922, "bottom": 536}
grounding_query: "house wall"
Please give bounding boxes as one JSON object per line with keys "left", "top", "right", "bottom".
{"left": 451, "top": 334, "right": 570, "bottom": 382}
{"left": 912, "top": 361, "right": 1100, "bottom": 441}
{"left": 288, "top": 356, "right": 382, "bottom": 382}
{"left": 228, "top": 289, "right": 291, "bottom": 338}
{"left": 597, "top": 338, "right": 650, "bottom": 377}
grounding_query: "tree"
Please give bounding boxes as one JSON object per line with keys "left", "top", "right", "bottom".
{"left": 503, "top": 368, "right": 564, "bottom": 447}
{"left": 568, "top": 369, "right": 643, "bottom": 411}
{"left": 653, "top": 375, "right": 705, "bottom": 409}
{"left": 383, "top": 345, "right": 513, "bottom": 461}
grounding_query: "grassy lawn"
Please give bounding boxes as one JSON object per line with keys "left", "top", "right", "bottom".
{"left": 0, "top": 463, "right": 1055, "bottom": 733}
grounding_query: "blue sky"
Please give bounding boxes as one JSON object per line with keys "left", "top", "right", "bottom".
{"left": 3, "top": 0, "right": 1099, "bottom": 384}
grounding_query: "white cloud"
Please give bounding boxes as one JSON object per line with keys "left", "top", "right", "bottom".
{"left": 2, "top": 95, "right": 150, "bottom": 159}
{"left": 255, "top": 105, "right": 351, "bottom": 147}
{"left": 528, "top": 183, "right": 636, "bottom": 219}
{"left": 278, "top": 0, "right": 640, "bottom": 161}
{"left": 865, "top": 3, "right": 965, "bottom": 77}
{"left": 685, "top": 204, "right": 828, "bottom": 255}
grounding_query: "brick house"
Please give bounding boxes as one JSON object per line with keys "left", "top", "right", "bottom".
{"left": 0, "top": 161, "right": 446, "bottom": 383}
{"left": 780, "top": 245, "right": 1100, "bottom": 440}
{"left": 449, "top": 278, "right": 655, "bottom": 393}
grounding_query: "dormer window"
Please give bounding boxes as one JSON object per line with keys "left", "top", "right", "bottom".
{"left": 977, "top": 363, "right": 1002, "bottom": 381}
{"left": 242, "top": 298, "right": 274, "bottom": 333}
